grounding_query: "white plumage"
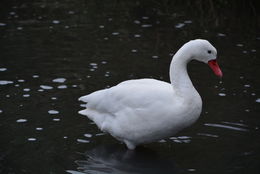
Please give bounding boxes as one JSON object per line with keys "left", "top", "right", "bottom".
{"left": 79, "top": 39, "right": 222, "bottom": 149}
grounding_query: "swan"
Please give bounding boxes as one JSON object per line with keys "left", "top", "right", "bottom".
{"left": 79, "top": 39, "right": 223, "bottom": 150}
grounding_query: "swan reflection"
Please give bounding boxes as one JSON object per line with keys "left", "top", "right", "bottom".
{"left": 67, "top": 145, "right": 177, "bottom": 174}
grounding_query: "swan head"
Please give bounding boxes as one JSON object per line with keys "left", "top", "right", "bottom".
{"left": 187, "top": 39, "right": 223, "bottom": 77}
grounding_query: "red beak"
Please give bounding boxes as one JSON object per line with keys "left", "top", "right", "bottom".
{"left": 208, "top": 59, "right": 223, "bottom": 77}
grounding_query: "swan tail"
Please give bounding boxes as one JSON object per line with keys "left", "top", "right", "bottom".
{"left": 78, "top": 108, "right": 109, "bottom": 131}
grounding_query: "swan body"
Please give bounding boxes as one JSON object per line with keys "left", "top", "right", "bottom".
{"left": 79, "top": 39, "right": 222, "bottom": 149}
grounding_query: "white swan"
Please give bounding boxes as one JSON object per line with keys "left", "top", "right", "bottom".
{"left": 79, "top": 39, "right": 223, "bottom": 150}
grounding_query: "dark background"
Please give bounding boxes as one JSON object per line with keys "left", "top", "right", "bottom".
{"left": 0, "top": 1, "right": 259, "bottom": 174}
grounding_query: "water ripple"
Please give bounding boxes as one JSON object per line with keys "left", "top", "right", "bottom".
{"left": 169, "top": 136, "right": 192, "bottom": 143}
{"left": 204, "top": 123, "right": 249, "bottom": 132}
{"left": 77, "top": 139, "right": 90, "bottom": 143}
{"left": 197, "top": 133, "right": 219, "bottom": 138}
{"left": 221, "top": 121, "right": 248, "bottom": 128}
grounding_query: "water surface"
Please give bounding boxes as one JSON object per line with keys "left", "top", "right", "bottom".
{"left": 0, "top": 1, "right": 259, "bottom": 174}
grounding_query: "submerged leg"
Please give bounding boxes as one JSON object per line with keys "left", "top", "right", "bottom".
{"left": 124, "top": 140, "right": 136, "bottom": 150}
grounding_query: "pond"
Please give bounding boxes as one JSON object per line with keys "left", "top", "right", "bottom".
{"left": 0, "top": 1, "right": 259, "bottom": 174}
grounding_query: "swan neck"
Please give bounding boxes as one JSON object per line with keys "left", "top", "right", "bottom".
{"left": 169, "top": 48, "right": 194, "bottom": 92}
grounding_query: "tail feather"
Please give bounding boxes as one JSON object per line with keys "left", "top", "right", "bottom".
{"left": 78, "top": 109, "right": 88, "bottom": 116}
{"left": 78, "top": 89, "right": 111, "bottom": 131}
{"left": 78, "top": 95, "right": 89, "bottom": 102}
{"left": 78, "top": 108, "right": 109, "bottom": 131}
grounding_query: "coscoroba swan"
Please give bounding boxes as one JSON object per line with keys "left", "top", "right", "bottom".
{"left": 79, "top": 39, "right": 223, "bottom": 150}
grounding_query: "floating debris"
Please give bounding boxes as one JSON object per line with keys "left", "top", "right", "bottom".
{"left": 0, "top": 68, "right": 7, "bottom": 71}
{"left": 184, "top": 20, "right": 192, "bottom": 24}
{"left": 133, "top": 20, "right": 141, "bottom": 24}
{"left": 17, "top": 27, "right": 23, "bottom": 30}
{"left": 141, "top": 24, "right": 152, "bottom": 28}
{"left": 187, "top": 169, "right": 196, "bottom": 172}
{"left": 23, "top": 88, "right": 30, "bottom": 91}
{"left": 36, "top": 127, "right": 43, "bottom": 131}
{"left": 0, "top": 23, "right": 7, "bottom": 27}
{"left": 18, "top": 79, "right": 25, "bottom": 82}
{"left": 52, "top": 20, "right": 60, "bottom": 24}
{"left": 112, "top": 32, "right": 119, "bottom": 36}
{"left": 28, "top": 138, "right": 37, "bottom": 141}
{"left": 134, "top": 34, "right": 141, "bottom": 38}
{"left": 175, "top": 23, "right": 185, "bottom": 29}
{"left": 48, "top": 110, "right": 59, "bottom": 114}
{"left": 32, "top": 75, "right": 39, "bottom": 78}
{"left": 40, "top": 85, "right": 53, "bottom": 90}
{"left": 84, "top": 133, "right": 92, "bottom": 138}
{"left": 0, "top": 80, "right": 13, "bottom": 85}
{"left": 52, "top": 78, "right": 66, "bottom": 83}
{"left": 23, "top": 94, "right": 30, "bottom": 97}
{"left": 68, "top": 11, "right": 75, "bottom": 14}
{"left": 217, "top": 33, "right": 226, "bottom": 37}
{"left": 57, "top": 85, "right": 67, "bottom": 89}
{"left": 16, "top": 119, "right": 27, "bottom": 123}
{"left": 218, "top": 93, "right": 226, "bottom": 97}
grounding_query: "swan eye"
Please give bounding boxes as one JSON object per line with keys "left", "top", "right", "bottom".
{"left": 207, "top": 50, "right": 212, "bottom": 54}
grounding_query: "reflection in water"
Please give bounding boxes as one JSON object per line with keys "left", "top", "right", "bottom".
{"left": 67, "top": 145, "right": 177, "bottom": 174}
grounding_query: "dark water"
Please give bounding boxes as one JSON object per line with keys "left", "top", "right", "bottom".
{"left": 0, "top": 1, "right": 259, "bottom": 174}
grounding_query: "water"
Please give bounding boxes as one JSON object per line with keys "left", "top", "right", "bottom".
{"left": 0, "top": 1, "right": 259, "bottom": 174}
